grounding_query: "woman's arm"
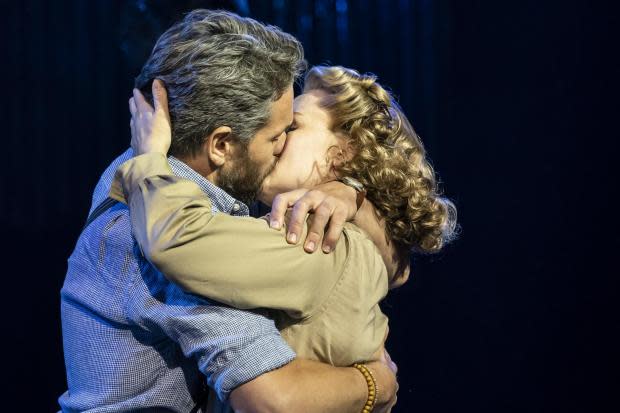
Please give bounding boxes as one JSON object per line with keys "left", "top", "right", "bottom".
{"left": 110, "top": 152, "right": 349, "bottom": 319}
{"left": 270, "top": 182, "right": 410, "bottom": 287}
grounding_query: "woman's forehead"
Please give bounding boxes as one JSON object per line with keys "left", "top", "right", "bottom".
{"left": 294, "top": 90, "right": 328, "bottom": 115}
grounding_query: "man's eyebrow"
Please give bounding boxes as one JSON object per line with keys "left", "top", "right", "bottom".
{"left": 272, "top": 122, "right": 293, "bottom": 138}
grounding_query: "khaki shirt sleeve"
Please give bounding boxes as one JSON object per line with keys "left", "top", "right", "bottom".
{"left": 109, "top": 153, "right": 348, "bottom": 320}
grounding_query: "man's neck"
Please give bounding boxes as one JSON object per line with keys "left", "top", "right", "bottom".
{"left": 175, "top": 154, "right": 219, "bottom": 185}
{"left": 168, "top": 154, "right": 249, "bottom": 216}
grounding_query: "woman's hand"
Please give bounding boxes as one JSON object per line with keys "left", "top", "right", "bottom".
{"left": 269, "top": 181, "right": 358, "bottom": 254}
{"left": 128, "top": 79, "right": 171, "bottom": 156}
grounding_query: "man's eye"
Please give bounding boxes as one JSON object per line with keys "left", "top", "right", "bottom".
{"left": 285, "top": 125, "right": 297, "bottom": 133}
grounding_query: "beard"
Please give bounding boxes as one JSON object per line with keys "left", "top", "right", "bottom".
{"left": 217, "top": 143, "right": 277, "bottom": 206}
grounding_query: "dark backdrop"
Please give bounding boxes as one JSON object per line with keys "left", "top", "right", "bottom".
{"left": 2, "top": 1, "right": 617, "bottom": 412}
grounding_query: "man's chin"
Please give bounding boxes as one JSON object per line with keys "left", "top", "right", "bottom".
{"left": 255, "top": 166, "right": 281, "bottom": 206}
{"left": 256, "top": 190, "right": 274, "bottom": 206}
{"left": 257, "top": 177, "right": 277, "bottom": 205}
{"left": 217, "top": 154, "right": 273, "bottom": 206}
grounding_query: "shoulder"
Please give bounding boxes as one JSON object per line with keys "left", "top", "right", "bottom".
{"left": 341, "top": 223, "right": 384, "bottom": 264}
{"left": 298, "top": 223, "right": 388, "bottom": 316}
{"left": 339, "top": 223, "right": 389, "bottom": 297}
{"left": 64, "top": 204, "right": 138, "bottom": 314}
{"left": 78, "top": 203, "right": 133, "bottom": 256}
{"left": 90, "top": 148, "right": 134, "bottom": 214}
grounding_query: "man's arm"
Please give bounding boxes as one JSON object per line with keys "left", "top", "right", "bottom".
{"left": 231, "top": 358, "right": 396, "bottom": 413}
{"left": 124, "top": 253, "right": 396, "bottom": 412}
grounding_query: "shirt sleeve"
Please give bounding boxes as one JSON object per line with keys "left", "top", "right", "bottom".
{"left": 124, "top": 245, "right": 296, "bottom": 402}
{"left": 110, "top": 153, "right": 350, "bottom": 320}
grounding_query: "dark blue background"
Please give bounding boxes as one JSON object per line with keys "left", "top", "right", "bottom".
{"left": 2, "top": 1, "right": 617, "bottom": 411}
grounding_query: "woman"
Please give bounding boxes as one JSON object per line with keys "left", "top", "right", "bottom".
{"left": 113, "top": 66, "right": 456, "bottom": 368}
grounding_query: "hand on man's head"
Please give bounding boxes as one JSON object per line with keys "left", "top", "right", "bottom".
{"left": 129, "top": 79, "right": 172, "bottom": 156}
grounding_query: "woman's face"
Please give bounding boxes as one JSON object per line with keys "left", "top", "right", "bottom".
{"left": 259, "top": 89, "right": 343, "bottom": 204}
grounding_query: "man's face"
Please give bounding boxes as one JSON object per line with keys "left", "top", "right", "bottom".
{"left": 217, "top": 86, "right": 294, "bottom": 205}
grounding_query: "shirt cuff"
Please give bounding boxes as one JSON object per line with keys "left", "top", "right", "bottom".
{"left": 209, "top": 332, "right": 296, "bottom": 402}
{"left": 109, "top": 152, "right": 172, "bottom": 204}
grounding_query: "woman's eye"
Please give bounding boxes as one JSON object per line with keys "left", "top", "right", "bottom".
{"left": 285, "top": 125, "right": 297, "bottom": 133}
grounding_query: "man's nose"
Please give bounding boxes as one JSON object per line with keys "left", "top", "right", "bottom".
{"left": 274, "top": 132, "right": 287, "bottom": 156}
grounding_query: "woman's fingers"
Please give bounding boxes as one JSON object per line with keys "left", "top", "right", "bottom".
{"left": 129, "top": 97, "right": 137, "bottom": 116}
{"left": 152, "top": 79, "right": 170, "bottom": 121}
{"left": 130, "top": 119, "right": 138, "bottom": 153}
{"left": 127, "top": 81, "right": 171, "bottom": 156}
{"left": 286, "top": 190, "right": 325, "bottom": 246}
{"left": 133, "top": 88, "right": 153, "bottom": 113}
{"left": 303, "top": 197, "right": 338, "bottom": 252}
{"left": 269, "top": 194, "right": 288, "bottom": 229}
{"left": 269, "top": 189, "right": 308, "bottom": 230}
{"left": 321, "top": 205, "right": 347, "bottom": 252}
{"left": 286, "top": 198, "right": 310, "bottom": 244}
{"left": 271, "top": 189, "right": 349, "bottom": 253}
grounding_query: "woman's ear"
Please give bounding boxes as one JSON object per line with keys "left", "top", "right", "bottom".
{"left": 327, "top": 139, "right": 354, "bottom": 172}
{"left": 327, "top": 145, "right": 346, "bottom": 170}
{"left": 203, "top": 126, "right": 234, "bottom": 167}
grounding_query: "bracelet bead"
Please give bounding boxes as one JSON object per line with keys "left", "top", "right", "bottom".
{"left": 353, "top": 363, "right": 378, "bottom": 413}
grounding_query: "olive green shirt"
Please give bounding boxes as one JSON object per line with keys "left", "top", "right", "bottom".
{"left": 110, "top": 153, "right": 389, "bottom": 366}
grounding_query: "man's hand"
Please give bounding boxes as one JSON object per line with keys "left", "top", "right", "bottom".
{"left": 269, "top": 181, "right": 358, "bottom": 254}
{"left": 367, "top": 330, "right": 399, "bottom": 412}
{"left": 128, "top": 79, "right": 171, "bottom": 156}
{"left": 367, "top": 353, "right": 399, "bottom": 413}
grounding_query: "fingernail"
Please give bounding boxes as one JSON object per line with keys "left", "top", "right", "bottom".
{"left": 305, "top": 241, "right": 315, "bottom": 252}
{"left": 288, "top": 233, "right": 297, "bottom": 243}
{"left": 270, "top": 219, "right": 280, "bottom": 229}
{"left": 322, "top": 245, "right": 331, "bottom": 253}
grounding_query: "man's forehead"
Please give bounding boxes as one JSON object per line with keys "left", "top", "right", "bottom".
{"left": 266, "top": 86, "right": 294, "bottom": 128}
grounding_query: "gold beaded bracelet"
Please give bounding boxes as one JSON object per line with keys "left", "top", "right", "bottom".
{"left": 353, "top": 363, "right": 378, "bottom": 413}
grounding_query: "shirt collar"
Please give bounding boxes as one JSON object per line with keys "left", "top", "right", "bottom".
{"left": 168, "top": 155, "right": 249, "bottom": 216}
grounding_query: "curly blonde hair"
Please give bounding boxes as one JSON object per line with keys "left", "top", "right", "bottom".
{"left": 304, "top": 66, "right": 457, "bottom": 253}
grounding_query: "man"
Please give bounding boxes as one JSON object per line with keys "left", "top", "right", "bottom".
{"left": 60, "top": 10, "right": 396, "bottom": 412}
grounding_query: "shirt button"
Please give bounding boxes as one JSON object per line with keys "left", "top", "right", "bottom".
{"left": 232, "top": 203, "right": 240, "bottom": 212}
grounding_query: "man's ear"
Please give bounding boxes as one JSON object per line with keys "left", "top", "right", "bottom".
{"left": 203, "top": 126, "right": 234, "bottom": 167}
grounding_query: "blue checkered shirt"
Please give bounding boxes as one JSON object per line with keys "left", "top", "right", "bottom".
{"left": 59, "top": 148, "right": 295, "bottom": 412}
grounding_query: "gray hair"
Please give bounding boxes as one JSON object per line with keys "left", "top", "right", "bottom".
{"left": 135, "top": 9, "right": 306, "bottom": 157}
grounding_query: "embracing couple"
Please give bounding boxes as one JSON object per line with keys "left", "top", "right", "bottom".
{"left": 59, "top": 9, "right": 456, "bottom": 413}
